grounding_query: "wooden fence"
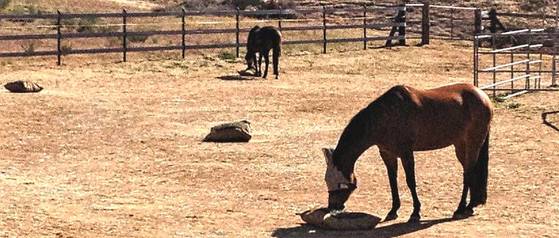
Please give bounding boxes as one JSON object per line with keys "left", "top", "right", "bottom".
{"left": 9, "top": 4, "right": 555, "bottom": 66}
{"left": 0, "top": 5, "right": 411, "bottom": 65}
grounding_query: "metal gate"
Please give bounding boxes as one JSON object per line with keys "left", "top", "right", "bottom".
{"left": 473, "top": 29, "right": 559, "bottom": 99}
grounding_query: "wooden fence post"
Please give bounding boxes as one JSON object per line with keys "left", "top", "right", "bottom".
{"left": 474, "top": 8, "right": 482, "bottom": 36}
{"left": 421, "top": 1, "right": 430, "bottom": 45}
{"left": 182, "top": 8, "right": 186, "bottom": 59}
{"left": 322, "top": 5, "right": 327, "bottom": 54}
{"left": 122, "top": 9, "right": 127, "bottom": 62}
{"left": 398, "top": 5, "right": 406, "bottom": 46}
{"left": 363, "top": 4, "right": 367, "bottom": 50}
{"left": 236, "top": 7, "right": 240, "bottom": 58}
{"left": 489, "top": 9, "right": 497, "bottom": 33}
{"left": 278, "top": 6, "right": 282, "bottom": 31}
{"left": 56, "top": 10, "right": 62, "bottom": 66}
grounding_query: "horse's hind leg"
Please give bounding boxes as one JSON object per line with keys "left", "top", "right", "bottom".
{"left": 381, "top": 150, "right": 400, "bottom": 221}
{"left": 262, "top": 50, "right": 270, "bottom": 78}
{"left": 273, "top": 47, "right": 280, "bottom": 79}
{"left": 454, "top": 131, "right": 488, "bottom": 219}
{"left": 401, "top": 150, "right": 421, "bottom": 223}
{"left": 453, "top": 141, "right": 473, "bottom": 219}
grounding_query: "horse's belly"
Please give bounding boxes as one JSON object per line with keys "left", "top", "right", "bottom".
{"left": 412, "top": 140, "right": 454, "bottom": 151}
{"left": 411, "top": 120, "right": 465, "bottom": 151}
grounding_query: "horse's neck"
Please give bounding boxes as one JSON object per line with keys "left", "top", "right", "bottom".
{"left": 333, "top": 146, "right": 366, "bottom": 178}
{"left": 333, "top": 108, "right": 378, "bottom": 177}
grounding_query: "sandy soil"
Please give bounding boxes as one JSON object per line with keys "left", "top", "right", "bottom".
{"left": 0, "top": 40, "right": 558, "bottom": 237}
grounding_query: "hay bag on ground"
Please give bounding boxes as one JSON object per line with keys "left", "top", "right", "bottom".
{"left": 4, "top": 80, "right": 43, "bottom": 93}
{"left": 203, "top": 120, "right": 252, "bottom": 142}
{"left": 238, "top": 68, "right": 257, "bottom": 77}
{"left": 299, "top": 207, "right": 381, "bottom": 230}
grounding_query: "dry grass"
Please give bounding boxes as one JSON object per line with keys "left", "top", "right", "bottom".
{"left": 1, "top": 40, "right": 559, "bottom": 237}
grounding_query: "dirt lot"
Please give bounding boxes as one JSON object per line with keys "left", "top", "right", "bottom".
{"left": 1, "top": 41, "right": 559, "bottom": 237}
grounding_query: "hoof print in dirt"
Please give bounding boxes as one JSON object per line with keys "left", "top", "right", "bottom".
{"left": 4, "top": 80, "right": 43, "bottom": 93}
{"left": 299, "top": 207, "right": 381, "bottom": 230}
{"left": 203, "top": 120, "right": 252, "bottom": 143}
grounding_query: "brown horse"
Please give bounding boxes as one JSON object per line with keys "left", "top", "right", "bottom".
{"left": 245, "top": 25, "right": 282, "bottom": 79}
{"left": 323, "top": 83, "right": 493, "bottom": 222}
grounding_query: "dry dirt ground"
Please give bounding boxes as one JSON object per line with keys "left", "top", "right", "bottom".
{"left": 1, "top": 40, "right": 559, "bottom": 237}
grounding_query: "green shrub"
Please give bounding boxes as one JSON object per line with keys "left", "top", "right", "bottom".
{"left": 61, "top": 44, "right": 72, "bottom": 55}
{"left": 20, "top": 42, "right": 36, "bottom": 54}
{"left": 0, "top": 0, "right": 11, "bottom": 10}
{"left": 127, "top": 34, "right": 150, "bottom": 43}
{"left": 76, "top": 16, "right": 99, "bottom": 33}
{"left": 520, "top": 0, "right": 547, "bottom": 11}
{"left": 218, "top": 51, "right": 236, "bottom": 62}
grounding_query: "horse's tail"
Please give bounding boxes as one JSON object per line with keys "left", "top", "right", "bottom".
{"left": 274, "top": 42, "right": 282, "bottom": 57}
{"left": 274, "top": 29, "right": 282, "bottom": 57}
{"left": 470, "top": 132, "right": 489, "bottom": 207}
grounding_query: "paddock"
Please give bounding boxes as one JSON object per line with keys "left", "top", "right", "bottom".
{"left": 0, "top": 40, "right": 558, "bottom": 237}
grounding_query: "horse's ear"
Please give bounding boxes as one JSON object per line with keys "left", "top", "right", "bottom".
{"left": 322, "top": 148, "right": 334, "bottom": 165}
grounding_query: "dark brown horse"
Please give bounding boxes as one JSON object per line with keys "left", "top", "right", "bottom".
{"left": 323, "top": 83, "right": 493, "bottom": 222}
{"left": 245, "top": 26, "right": 282, "bottom": 79}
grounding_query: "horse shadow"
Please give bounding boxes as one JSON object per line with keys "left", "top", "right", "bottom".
{"left": 272, "top": 217, "right": 456, "bottom": 238}
{"left": 542, "top": 111, "right": 559, "bottom": 132}
{"left": 217, "top": 75, "right": 260, "bottom": 81}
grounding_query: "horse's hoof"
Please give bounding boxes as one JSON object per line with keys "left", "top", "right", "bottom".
{"left": 384, "top": 213, "right": 398, "bottom": 222}
{"left": 453, "top": 208, "right": 474, "bottom": 220}
{"left": 407, "top": 214, "right": 420, "bottom": 223}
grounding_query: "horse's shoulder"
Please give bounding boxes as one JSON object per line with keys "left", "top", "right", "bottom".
{"left": 385, "top": 85, "right": 419, "bottom": 103}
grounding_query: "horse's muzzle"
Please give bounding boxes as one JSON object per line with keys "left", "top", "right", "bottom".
{"left": 327, "top": 188, "right": 354, "bottom": 211}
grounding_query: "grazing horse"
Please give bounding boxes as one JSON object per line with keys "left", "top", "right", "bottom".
{"left": 245, "top": 26, "right": 282, "bottom": 79}
{"left": 323, "top": 83, "right": 493, "bottom": 222}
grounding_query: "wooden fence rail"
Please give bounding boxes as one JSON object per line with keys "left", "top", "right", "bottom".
{"left": 0, "top": 5, "right": 411, "bottom": 65}
{"left": 0, "top": 4, "right": 493, "bottom": 65}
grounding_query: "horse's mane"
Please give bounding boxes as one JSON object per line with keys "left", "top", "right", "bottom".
{"left": 333, "top": 85, "right": 412, "bottom": 171}
{"left": 247, "top": 26, "right": 261, "bottom": 51}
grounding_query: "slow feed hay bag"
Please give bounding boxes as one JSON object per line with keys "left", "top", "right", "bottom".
{"left": 203, "top": 120, "right": 252, "bottom": 142}
{"left": 238, "top": 68, "right": 257, "bottom": 77}
{"left": 299, "top": 208, "right": 381, "bottom": 230}
{"left": 4, "top": 80, "right": 43, "bottom": 93}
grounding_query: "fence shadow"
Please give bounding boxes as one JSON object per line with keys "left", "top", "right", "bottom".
{"left": 217, "top": 75, "right": 260, "bottom": 81}
{"left": 542, "top": 111, "right": 559, "bottom": 132}
{"left": 272, "top": 217, "right": 456, "bottom": 238}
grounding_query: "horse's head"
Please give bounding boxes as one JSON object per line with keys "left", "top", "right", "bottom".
{"left": 322, "top": 147, "right": 357, "bottom": 211}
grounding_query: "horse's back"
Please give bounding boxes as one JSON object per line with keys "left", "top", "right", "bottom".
{"left": 387, "top": 83, "right": 493, "bottom": 151}
{"left": 421, "top": 83, "right": 493, "bottom": 119}
{"left": 258, "top": 26, "right": 282, "bottom": 42}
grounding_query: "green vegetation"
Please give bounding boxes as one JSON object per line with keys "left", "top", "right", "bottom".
{"left": 20, "top": 42, "right": 37, "bottom": 54}
{"left": 76, "top": 16, "right": 99, "bottom": 33}
{"left": 61, "top": 44, "right": 73, "bottom": 55}
{"left": 218, "top": 51, "right": 236, "bottom": 62}
{"left": 127, "top": 34, "right": 150, "bottom": 43}
{"left": 0, "top": 0, "right": 10, "bottom": 10}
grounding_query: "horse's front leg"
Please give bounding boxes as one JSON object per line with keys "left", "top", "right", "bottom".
{"left": 262, "top": 50, "right": 270, "bottom": 78}
{"left": 401, "top": 150, "right": 421, "bottom": 223}
{"left": 256, "top": 53, "right": 263, "bottom": 77}
{"left": 380, "top": 150, "right": 400, "bottom": 222}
